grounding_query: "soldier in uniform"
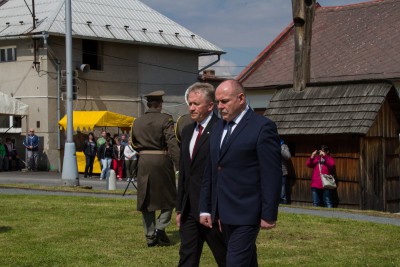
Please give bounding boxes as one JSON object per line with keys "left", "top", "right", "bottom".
{"left": 131, "top": 90, "right": 180, "bottom": 247}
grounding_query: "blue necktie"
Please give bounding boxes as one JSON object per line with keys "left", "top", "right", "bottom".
{"left": 221, "top": 121, "right": 235, "bottom": 148}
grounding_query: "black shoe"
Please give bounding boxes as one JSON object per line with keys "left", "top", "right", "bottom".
{"left": 155, "top": 229, "right": 170, "bottom": 246}
{"left": 147, "top": 236, "right": 159, "bottom": 247}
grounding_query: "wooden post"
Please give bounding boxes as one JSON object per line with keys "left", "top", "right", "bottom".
{"left": 292, "top": 0, "right": 316, "bottom": 92}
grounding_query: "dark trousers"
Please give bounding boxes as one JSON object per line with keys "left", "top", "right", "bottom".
{"left": 84, "top": 155, "right": 95, "bottom": 177}
{"left": 124, "top": 159, "right": 137, "bottom": 178}
{"left": 179, "top": 213, "right": 226, "bottom": 267}
{"left": 9, "top": 155, "right": 20, "bottom": 171}
{"left": 221, "top": 223, "right": 260, "bottom": 267}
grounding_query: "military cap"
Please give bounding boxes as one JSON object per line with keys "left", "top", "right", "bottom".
{"left": 144, "top": 90, "right": 165, "bottom": 102}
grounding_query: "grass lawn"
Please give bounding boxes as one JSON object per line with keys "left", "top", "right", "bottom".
{"left": 0, "top": 195, "right": 399, "bottom": 267}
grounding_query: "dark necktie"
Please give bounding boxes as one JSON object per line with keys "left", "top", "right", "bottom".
{"left": 221, "top": 121, "right": 235, "bottom": 148}
{"left": 192, "top": 124, "right": 203, "bottom": 158}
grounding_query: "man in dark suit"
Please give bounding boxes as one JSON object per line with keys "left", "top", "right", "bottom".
{"left": 199, "top": 80, "right": 282, "bottom": 266}
{"left": 176, "top": 82, "right": 226, "bottom": 266}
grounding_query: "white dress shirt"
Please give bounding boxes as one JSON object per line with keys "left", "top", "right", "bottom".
{"left": 189, "top": 112, "right": 213, "bottom": 159}
{"left": 219, "top": 105, "right": 249, "bottom": 147}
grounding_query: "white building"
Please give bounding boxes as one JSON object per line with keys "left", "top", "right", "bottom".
{"left": 0, "top": 0, "right": 224, "bottom": 171}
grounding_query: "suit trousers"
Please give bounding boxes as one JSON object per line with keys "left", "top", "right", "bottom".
{"left": 178, "top": 213, "right": 226, "bottom": 267}
{"left": 142, "top": 209, "right": 172, "bottom": 241}
{"left": 221, "top": 223, "right": 260, "bottom": 267}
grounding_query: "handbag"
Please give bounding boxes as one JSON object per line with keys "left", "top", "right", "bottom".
{"left": 318, "top": 163, "right": 336, "bottom": 189}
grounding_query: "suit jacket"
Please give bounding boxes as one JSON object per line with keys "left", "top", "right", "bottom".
{"left": 199, "top": 108, "right": 282, "bottom": 225}
{"left": 176, "top": 113, "right": 219, "bottom": 221}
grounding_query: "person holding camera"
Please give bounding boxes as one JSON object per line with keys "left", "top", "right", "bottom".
{"left": 280, "top": 140, "right": 291, "bottom": 204}
{"left": 306, "top": 145, "right": 335, "bottom": 208}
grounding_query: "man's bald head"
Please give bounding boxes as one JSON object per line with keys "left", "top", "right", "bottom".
{"left": 217, "top": 80, "right": 245, "bottom": 95}
{"left": 215, "top": 80, "right": 247, "bottom": 122}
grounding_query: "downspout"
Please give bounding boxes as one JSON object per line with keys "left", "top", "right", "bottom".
{"left": 25, "top": 115, "right": 29, "bottom": 169}
{"left": 57, "top": 60, "right": 61, "bottom": 172}
{"left": 31, "top": 0, "right": 40, "bottom": 72}
{"left": 198, "top": 54, "right": 221, "bottom": 73}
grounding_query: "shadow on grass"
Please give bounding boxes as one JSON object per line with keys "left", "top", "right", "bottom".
{"left": 169, "top": 229, "right": 180, "bottom": 246}
{"left": 0, "top": 226, "right": 12, "bottom": 233}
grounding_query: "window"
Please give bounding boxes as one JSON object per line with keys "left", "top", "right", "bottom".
{"left": 0, "top": 115, "right": 8, "bottom": 128}
{"left": 82, "top": 39, "right": 102, "bottom": 70}
{"left": 13, "top": 116, "right": 22, "bottom": 128}
{"left": 0, "top": 46, "right": 17, "bottom": 62}
{"left": 0, "top": 115, "right": 21, "bottom": 128}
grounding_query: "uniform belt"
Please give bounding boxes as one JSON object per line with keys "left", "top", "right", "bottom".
{"left": 140, "top": 150, "right": 168, "bottom": 155}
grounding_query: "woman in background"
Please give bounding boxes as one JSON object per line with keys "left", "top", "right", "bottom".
{"left": 112, "top": 137, "right": 125, "bottom": 180}
{"left": 83, "top": 132, "right": 97, "bottom": 178}
{"left": 306, "top": 145, "right": 335, "bottom": 208}
{"left": 124, "top": 137, "right": 138, "bottom": 182}
{"left": 98, "top": 138, "right": 113, "bottom": 180}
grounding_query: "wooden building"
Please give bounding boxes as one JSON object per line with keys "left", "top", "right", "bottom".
{"left": 237, "top": 0, "right": 400, "bottom": 212}
{"left": 265, "top": 82, "right": 400, "bottom": 212}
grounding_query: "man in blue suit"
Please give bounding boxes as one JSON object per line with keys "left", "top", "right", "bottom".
{"left": 199, "top": 79, "right": 282, "bottom": 266}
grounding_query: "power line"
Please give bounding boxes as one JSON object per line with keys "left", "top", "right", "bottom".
{"left": 49, "top": 41, "right": 200, "bottom": 75}
{"left": 49, "top": 41, "right": 247, "bottom": 75}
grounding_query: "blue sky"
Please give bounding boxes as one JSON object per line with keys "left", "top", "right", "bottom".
{"left": 141, "top": 0, "right": 369, "bottom": 78}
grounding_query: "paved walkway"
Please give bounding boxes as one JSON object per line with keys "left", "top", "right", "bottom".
{"left": 0, "top": 171, "right": 399, "bottom": 226}
{"left": 279, "top": 207, "right": 400, "bottom": 226}
{"left": 0, "top": 170, "right": 133, "bottom": 191}
{"left": 0, "top": 170, "right": 137, "bottom": 198}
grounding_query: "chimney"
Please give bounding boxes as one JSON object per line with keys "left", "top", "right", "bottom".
{"left": 292, "top": 0, "right": 316, "bottom": 92}
{"left": 203, "top": 69, "right": 216, "bottom": 78}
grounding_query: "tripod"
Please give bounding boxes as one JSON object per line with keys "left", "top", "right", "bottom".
{"left": 123, "top": 177, "right": 137, "bottom": 196}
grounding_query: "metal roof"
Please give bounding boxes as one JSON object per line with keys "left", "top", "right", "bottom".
{"left": 0, "top": 0, "right": 224, "bottom": 54}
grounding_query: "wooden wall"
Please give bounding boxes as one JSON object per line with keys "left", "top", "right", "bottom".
{"left": 284, "top": 135, "right": 361, "bottom": 209}
{"left": 283, "top": 98, "right": 400, "bottom": 212}
{"left": 363, "top": 99, "right": 400, "bottom": 212}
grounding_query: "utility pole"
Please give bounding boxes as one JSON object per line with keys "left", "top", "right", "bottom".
{"left": 292, "top": 0, "right": 316, "bottom": 92}
{"left": 62, "top": 0, "right": 79, "bottom": 186}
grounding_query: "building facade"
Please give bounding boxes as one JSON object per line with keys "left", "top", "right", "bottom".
{"left": 0, "top": 0, "right": 224, "bottom": 170}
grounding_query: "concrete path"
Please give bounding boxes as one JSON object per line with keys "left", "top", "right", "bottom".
{"left": 279, "top": 206, "right": 400, "bottom": 226}
{"left": 0, "top": 171, "right": 399, "bottom": 226}
{"left": 0, "top": 188, "right": 136, "bottom": 199}
{"left": 0, "top": 170, "right": 137, "bottom": 198}
{"left": 0, "top": 170, "right": 133, "bottom": 191}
